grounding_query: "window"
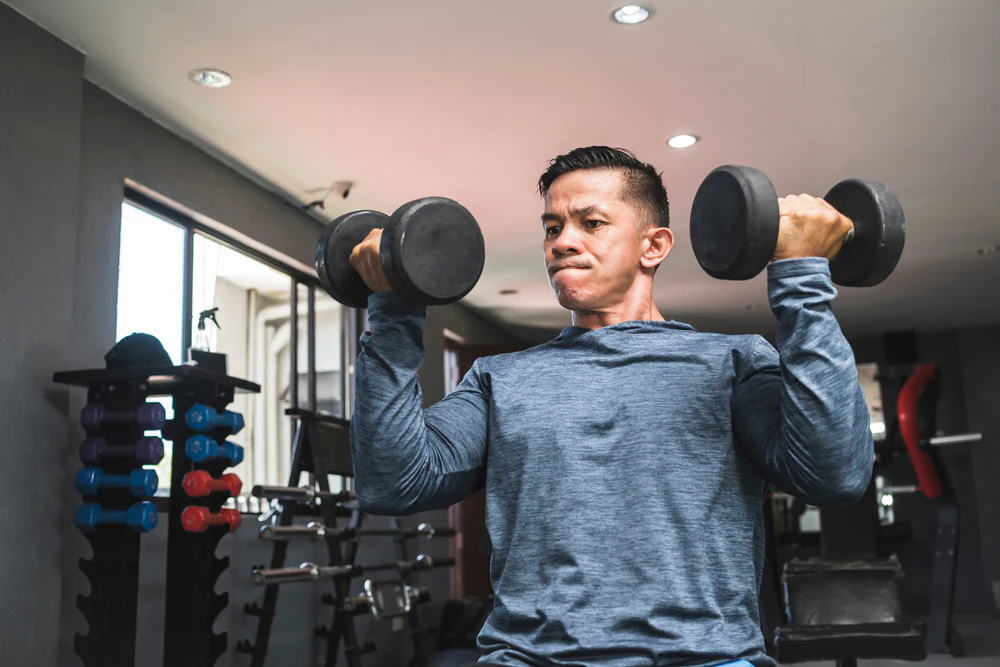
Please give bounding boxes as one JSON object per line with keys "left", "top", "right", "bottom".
{"left": 116, "top": 203, "right": 185, "bottom": 491}
{"left": 114, "top": 191, "right": 347, "bottom": 499}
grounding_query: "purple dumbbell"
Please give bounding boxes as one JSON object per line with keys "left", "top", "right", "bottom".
{"left": 81, "top": 403, "right": 166, "bottom": 431}
{"left": 79, "top": 437, "right": 164, "bottom": 465}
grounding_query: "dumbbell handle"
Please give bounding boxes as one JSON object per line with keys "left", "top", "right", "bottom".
{"left": 924, "top": 432, "right": 983, "bottom": 447}
{"left": 251, "top": 485, "right": 355, "bottom": 504}
{"left": 259, "top": 522, "right": 455, "bottom": 541}
{"left": 260, "top": 523, "right": 329, "bottom": 540}
{"left": 364, "top": 554, "right": 456, "bottom": 574}
{"left": 251, "top": 562, "right": 356, "bottom": 585}
{"left": 407, "top": 523, "right": 456, "bottom": 539}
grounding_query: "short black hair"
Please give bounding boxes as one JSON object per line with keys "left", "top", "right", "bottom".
{"left": 537, "top": 146, "right": 670, "bottom": 230}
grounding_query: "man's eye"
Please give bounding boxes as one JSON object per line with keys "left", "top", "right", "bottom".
{"left": 545, "top": 226, "right": 561, "bottom": 237}
{"left": 585, "top": 219, "right": 604, "bottom": 229}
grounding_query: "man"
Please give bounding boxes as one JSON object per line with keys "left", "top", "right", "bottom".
{"left": 348, "top": 146, "right": 873, "bottom": 667}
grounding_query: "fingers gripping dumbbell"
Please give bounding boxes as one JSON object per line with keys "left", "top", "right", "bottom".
{"left": 182, "top": 471, "right": 242, "bottom": 498}
{"left": 690, "top": 165, "right": 905, "bottom": 286}
{"left": 81, "top": 402, "right": 166, "bottom": 431}
{"left": 185, "top": 435, "right": 244, "bottom": 465}
{"left": 79, "top": 436, "right": 164, "bottom": 465}
{"left": 75, "top": 501, "right": 157, "bottom": 533}
{"left": 75, "top": 467, "right": 159, "bottom": 497}
{"left": 181, "top": 506, "right": 242, "bottom": 533}
{"left": 184, "top": 403, "right": 245, "bottom": 435}
{"left": 315, "top": 198, "right": 486, "bottom": 309}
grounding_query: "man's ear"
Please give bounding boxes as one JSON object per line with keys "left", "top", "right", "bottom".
{"left": 641, "top": 227, "right": 674, "bottom": 270}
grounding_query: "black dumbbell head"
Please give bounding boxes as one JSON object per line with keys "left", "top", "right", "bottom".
{"left": 380, "top": 198, "right": 485, "bottom": 306}
{"left": 690, "top": 165, "right": 781, "bottom": 281}
{"left": 825, "top": 179, "right": 905, "bottom": 287}
{"left": 316, "top": 210, "right": 390, "bottom": 309}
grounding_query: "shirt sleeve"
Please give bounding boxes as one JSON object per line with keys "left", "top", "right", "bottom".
{"left": 731, "top": 257, "right": 874, "bottom": 506}
{"left": 350, "top": 292, "right": 489, "bottom": 515}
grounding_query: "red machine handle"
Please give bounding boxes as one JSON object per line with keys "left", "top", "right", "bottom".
{"left": 897, "top": 363, "right": 943, "bottom": 499}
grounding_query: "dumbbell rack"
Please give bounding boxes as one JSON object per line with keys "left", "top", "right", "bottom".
{"left": 54, "top": 370, "right": 154, "bottom": 667}
{"left": 238, "top": 409, "right": 457, "bottom": 667}
{"left": 238, "top": 408, "right": 369, "bottom": 667}
{"left": 54, "top": 365, "right": 259, "bottom": 667}
{"left": 383, "top": 516, "right": 433, "bottom": 667}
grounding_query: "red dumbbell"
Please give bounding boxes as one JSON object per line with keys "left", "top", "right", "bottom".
{"left": 181, "top": 506, "right": 242, "bottom": 533}
{"left": 182, "top": 471, "right": 242, "bottom": 498}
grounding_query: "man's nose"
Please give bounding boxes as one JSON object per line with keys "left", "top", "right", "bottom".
{"left": 551, "top": 228, "right": 583, "bottom": 256}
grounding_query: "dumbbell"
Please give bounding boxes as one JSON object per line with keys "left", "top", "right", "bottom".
{"left": 75, "top": 467, "right": 159, "bottom": 497}
{"left": 315, "top": 197, "right": 486, "bottom": 309}
{"left": 75, "top": 501, "right": 158, "bottom": 533}
{"left": 185, "top": 404, "right": 245, "bottom": 435}
{"left": 342, "top": 580, "right": 432, "bottom": 619}
{"left": 81, "top": 402, "right": 166, "bottom": 431}
{"left": 183, "top": 471, "right": 242, "bottom": 498}
{"left": 184, "top": 435, "right": 244, "bottom": 465}
{"left": 690, "top": 165, "right": 906, "bottom": 287}
{"left": 79, "top": 436, "right": 164, "bottom": 465}
{"left": 181, "top": 506, "right": 242, "bottom": 533}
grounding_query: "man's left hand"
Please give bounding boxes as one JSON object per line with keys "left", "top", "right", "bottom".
{"left": 773, "top": 193, "right": 855, "bottom": 262}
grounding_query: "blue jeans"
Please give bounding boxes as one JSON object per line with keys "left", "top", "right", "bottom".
{"left": 463, "top": 661, "right": 756, "bottom": 667}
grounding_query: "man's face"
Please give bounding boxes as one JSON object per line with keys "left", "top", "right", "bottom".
{"left": 543, "top": 169, "right": 648, "bottom": 311}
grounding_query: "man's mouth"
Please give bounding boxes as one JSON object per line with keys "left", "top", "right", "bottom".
{"left": 550, "top": 265, "right": 589, "bottom": 276}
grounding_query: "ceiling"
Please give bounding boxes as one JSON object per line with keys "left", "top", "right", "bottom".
{"left": 9, "top": 0, "right": 1000, "bottom": 339}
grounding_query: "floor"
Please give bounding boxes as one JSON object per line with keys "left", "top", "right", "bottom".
{"left": 790, "top": 615, "right": 1000, "bottom": 667}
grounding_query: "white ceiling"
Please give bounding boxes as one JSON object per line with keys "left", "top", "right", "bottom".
{"left": 9, "top": 0, "right": 1000, "bottom": 339}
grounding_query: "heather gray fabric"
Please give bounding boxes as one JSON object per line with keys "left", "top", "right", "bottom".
{"left": 351, "top": 257, "right": 874, "bottom": 667}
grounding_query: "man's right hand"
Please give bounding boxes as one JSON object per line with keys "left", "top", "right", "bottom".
{"left": 349, "top": 228, "right": 393, "bottom": 294}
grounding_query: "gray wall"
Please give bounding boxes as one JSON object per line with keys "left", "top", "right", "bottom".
{"left": 0, "top": 6, "right": 84, "bottom": 665}
{"left": 956, "top": 325, "right": 1000, "bottom": 610}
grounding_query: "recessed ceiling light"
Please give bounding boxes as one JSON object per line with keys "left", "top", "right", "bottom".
{"left": 611, "top": 5, "right": 652, "bottom": 24}
{"left": 667, "top": 134, "right": 699, "bottom": 149}
{"left": 977, "top": 245, "right": 998, "bottom": 255}
{"left": 189, "top": 68, "right": 232, "bottom": 88}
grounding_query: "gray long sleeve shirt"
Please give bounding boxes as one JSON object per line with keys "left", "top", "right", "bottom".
{"left": 351, "top": 257, "right": 874, "bottom": 667}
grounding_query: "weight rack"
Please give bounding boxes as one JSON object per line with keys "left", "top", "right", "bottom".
{"left": 54, "top": 364, "right": 259, "bottom": 667}
{"left": 238, "top": 407, "right": 369, "bottom": 667}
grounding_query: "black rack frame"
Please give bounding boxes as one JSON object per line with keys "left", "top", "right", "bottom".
{"left": 54, "top": 365, "right": 259, "bottom": 667}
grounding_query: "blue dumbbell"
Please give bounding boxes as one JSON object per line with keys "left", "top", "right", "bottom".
{"left": 75, "top": 501, "right": 158, "bottom": 533}
{"left": 75, "top": 467, "right": 158, "bottom": 497}
{"left": 185, "top": 434, "right": 244, "bottom": 465}
{"left": 185, "top": 404, "right": 245, "bottom": 435}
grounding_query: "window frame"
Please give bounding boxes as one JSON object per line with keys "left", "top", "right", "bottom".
{"left": 123, "top": 187, "right": 357, "bottom": 421}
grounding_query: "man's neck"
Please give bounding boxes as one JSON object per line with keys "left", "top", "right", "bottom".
{"left": 571, "top": 301, "right": 665, "bottom": 330}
